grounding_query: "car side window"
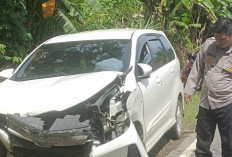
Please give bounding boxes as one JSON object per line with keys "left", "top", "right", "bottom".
{"left": 159, "top": 35, "right": 175, "bottom": 62}
{"left": 147, "top": 40, "right": 168, "bottom": 70}
{"left": 139, "top": 44, "right": 152, "bottom": 65}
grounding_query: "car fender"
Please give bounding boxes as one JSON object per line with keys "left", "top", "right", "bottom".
{"left": 126, "top": 84, "right": 146, "bottom": 141}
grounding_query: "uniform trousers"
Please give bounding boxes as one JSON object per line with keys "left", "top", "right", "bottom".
{"left": 195, "top": 104, "right": 232, "bottom": 157}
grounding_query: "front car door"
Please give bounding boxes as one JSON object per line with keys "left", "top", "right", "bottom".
{"left": 135, "top": 34, "right": 169, "bottom": 148}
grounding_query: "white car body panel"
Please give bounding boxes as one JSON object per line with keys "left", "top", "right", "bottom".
{"left": 0, "top": 69, "right": 14, "bottom": 79}
{"left": 92, "top": 121, "right": 148, "bottom": 157}
{"left": 0, "top": 72, "right": 120, "bottom": 116}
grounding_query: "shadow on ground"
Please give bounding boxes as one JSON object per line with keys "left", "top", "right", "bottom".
{"left": 148, "top": 134, "right": 171, "bottom": 157}
{"left": 148, "top": 131, "right": 193, "bottom": 157}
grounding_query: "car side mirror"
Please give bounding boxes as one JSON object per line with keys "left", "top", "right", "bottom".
{"left": 137, "top": 63, "right": 152, "bottom": 81}
{"left": 0, "top": 68, "right": 14, "bottom": 80}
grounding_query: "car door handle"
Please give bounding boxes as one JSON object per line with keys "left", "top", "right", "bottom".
{"left": 170, "top": 67, "right": 174, "bottom": 73}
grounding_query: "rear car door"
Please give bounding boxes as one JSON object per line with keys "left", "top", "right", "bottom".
{"left": 158, "top": 34, "right": 179, "bottom": 120}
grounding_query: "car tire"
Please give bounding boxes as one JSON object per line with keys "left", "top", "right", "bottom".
{"left": 169, "top": 99, "right": 183, "bottom": 140}
{"left": 0, "top": 141, "right": 7, "bottom": 157}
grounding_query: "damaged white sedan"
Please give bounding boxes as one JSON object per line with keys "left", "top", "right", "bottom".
{"left": 0, "top": 29, "right": 184, "bottom": 157}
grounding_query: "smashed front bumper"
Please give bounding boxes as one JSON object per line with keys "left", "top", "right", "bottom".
{"left": 92, "top": 121, "right": 148, "bottom": 157}
{"left": 7, "top": 114, "right": 91, "bottom": 147}
{"left": 0, "top": 75, "right": 148, "bottom": 157}
{"left": 1, "top": 114, "right": 147, "bottom": 157}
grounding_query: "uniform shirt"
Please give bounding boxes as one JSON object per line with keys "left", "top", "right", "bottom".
{"left": 184, "top": 37, "right": 232, "bottom": 110}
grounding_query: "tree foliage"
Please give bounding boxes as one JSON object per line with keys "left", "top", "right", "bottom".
{"left": 139, "top": 0, "right": 231, "bottom": 65}
{"left": 0, "top": 0, "right": 32, "bottom": 64}
{"left": 0, "top": 0, "right": 232, "bottom": 67}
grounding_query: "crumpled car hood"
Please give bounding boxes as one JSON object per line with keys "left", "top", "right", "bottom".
{"left": 0, "top": 71, "right": 121, "bottom": 116}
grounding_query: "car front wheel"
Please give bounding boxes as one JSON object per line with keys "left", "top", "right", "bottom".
{"left": 169, "top": 99, "right": 183, "bottom": 140}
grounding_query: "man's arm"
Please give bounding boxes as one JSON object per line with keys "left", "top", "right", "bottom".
{"left": 184, "top": 45, "right": 205, "bottom": 103}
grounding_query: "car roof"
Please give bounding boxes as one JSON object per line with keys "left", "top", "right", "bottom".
{"left": 45, "top": 29, "right": 164, "bottom": 44}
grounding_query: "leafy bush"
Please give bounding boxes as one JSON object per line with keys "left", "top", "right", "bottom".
{"left": 0, "top": 0, "right": 32, "bottom": 64}
{"left": 67, "top": 0, "right": 145, "bottom": 30}
{"left": 0, "top": 44, "right": 7, "bottom": 60}
{"left": 1, "top": 0, "right": 232, "bottom": 67}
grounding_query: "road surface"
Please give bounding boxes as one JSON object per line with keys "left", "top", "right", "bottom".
{"left": 166, "top": 128, "right": 221, "bottom": 157}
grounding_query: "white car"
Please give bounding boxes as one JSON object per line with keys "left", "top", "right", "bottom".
{"left": 0, "top": 29, "right": 184, "bottom": 157}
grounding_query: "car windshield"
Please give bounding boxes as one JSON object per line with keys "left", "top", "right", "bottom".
{"left": 14, "top": 40, "right": 131, "bottom": 81}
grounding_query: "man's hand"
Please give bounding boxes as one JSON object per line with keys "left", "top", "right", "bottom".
{"left": 184, "top": 94, "right": 192, "bottom": 104}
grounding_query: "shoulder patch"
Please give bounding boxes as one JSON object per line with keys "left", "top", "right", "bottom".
{"left": 226, "top": 66, "right": 232, "bottom": 73}
{"left": 207, "top": 58, "right": 213, "bottom": 63}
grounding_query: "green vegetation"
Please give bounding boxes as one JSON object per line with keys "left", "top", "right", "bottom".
{"left": 183, "top": 92, "right": 200, "bottom": 131}
{"left": 0, "top": 0, "right": 32, "bottom": 64}
{"left": 0, "top": 0, "right": 232, "bottom": 68}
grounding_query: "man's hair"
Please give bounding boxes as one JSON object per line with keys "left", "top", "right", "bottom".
{"left": 213, "top": 17, "right": 232, "bottom": 35}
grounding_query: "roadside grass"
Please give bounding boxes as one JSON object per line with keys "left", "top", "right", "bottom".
{"left": 183, "top": 92, "right": 200, "bottom": 132}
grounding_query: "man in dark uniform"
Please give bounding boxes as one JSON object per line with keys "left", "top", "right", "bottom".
{"left": 184, "top": 17, "right": 232, "bottom": 157}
